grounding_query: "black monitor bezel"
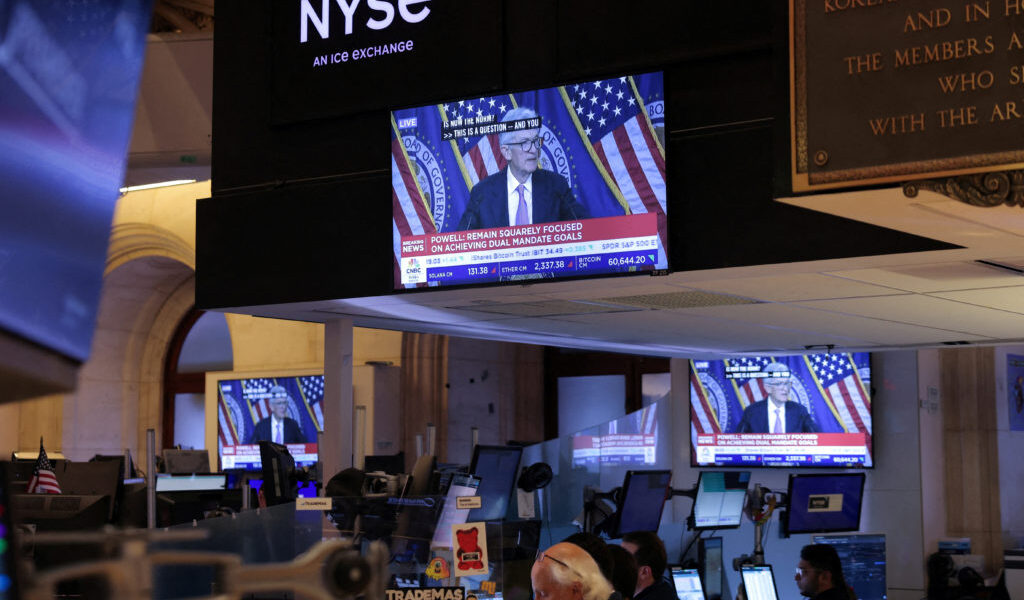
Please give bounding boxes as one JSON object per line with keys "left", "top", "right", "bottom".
{"left": 740, "top": 564, "right": 780, "bottom": 600}
{"left": 698, "top": 536, "right": 724, "bottom": 600}
{"left": 612, "top": 468, "right": 672, "bottom": 538}
{"left": 691, "top": 470, "right": 750, "bottom": 531}
{"left": 784, "top": 472, "right": 867, "bottom": 535}
{"left": 467, "top": 445, "right": 523, "bottom": 522}
{"left": 669, "top": 565, "right": 706, "bottom": 600}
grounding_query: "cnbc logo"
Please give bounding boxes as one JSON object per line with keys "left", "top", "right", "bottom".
{"left": 299, "top": 0, "right": 432, "bottom": 43}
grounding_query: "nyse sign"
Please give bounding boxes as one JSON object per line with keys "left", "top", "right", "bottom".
{"left": 299, "top": 0, "right": 431, "bottom": 43}
{"left": 271, "top": 0, "right": 501, "bottom": 122}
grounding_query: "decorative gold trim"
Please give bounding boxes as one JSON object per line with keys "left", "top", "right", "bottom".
{"left": 902, "top": 170, "right": 1024, "bottom": 208}
{"left": 812, "top": 151, "right": 1024, "bottom": 185}
{"left": 791, "top": 0, "right": 809, "bottom": 175}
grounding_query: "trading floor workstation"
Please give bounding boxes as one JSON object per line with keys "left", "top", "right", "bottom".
{"left": 0, "top": 356, "right": 898, "bottom": 600}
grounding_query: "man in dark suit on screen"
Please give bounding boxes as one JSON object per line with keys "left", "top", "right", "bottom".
{"left": 247, "top": 385, "right": 306, "bottom": 444}
{"left": 457, "top": 107, "right": 589, "bottom": 230}
{"left": 735, "top": 362, "right": 818, "bottom": 434}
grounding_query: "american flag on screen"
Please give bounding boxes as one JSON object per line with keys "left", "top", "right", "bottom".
{"left": 218, "top": 388, "right": 241, "bottom": 447}
{"left": 443, "top": 95, "right": 515, "bottom": 186}
{"left": 805, "top": 354, "right": 872, "bottom": 436}
{"left": 563, "top": 76, "right": 667, "bottom": 251}
{"left": 244, "top": 378, "right": 276, "bottom": 421}
{"left": 27, "top": 439, "right": 61, "bottom": 494}
{"left": 298, "top": 375, "right": 325, "bottom": 431}
{"left": 690, "top": 366, "right": 722, "bottom": 436}
{"left": 725, "top": 356, "right": 776, "bottom": 409}
{"left": 391, "top": 116, "right": 438, "bottom": 288}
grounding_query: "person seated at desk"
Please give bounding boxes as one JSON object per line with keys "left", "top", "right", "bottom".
{"left": 621, "top": 531, "right": 675, "bottom": 600}
{"left": 796, "top": 544, "right": 855, "bottom": 600}
{"left": 532, "top": 541, "right": 616, "bottom": 600}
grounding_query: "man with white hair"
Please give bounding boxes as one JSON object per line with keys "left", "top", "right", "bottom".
{"left": 735, "top": 362, "right": 818, "bottom": 433}
{"left": 532, "top": 541, "right": 616, "bottom": 600}
{"left": 457, "top": 106, "right": 589, "bottom": 230}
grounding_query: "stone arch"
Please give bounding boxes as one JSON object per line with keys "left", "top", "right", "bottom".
{"left": 61, "top": 219, "right": 196, "bottom": 460}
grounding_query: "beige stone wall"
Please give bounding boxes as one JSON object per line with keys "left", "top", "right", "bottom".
{"left": 2, "top": 178, "right": 402, "bottom": 465}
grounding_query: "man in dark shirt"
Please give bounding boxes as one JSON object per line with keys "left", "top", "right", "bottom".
{"left": 795, "top": 544, "right": 853, "bottom": 600}
{"left": 621, "top": 531, "right": 675, "bottom": 600}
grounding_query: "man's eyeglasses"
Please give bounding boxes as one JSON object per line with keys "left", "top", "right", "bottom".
{"left": 795, "top": 567, "right": 820, "bottom": 577}
{"left": 507, "top": 137, "right": 543, "bottom": 152}
{"left": 535, "top": 550, "right": 582, "bottom": 578}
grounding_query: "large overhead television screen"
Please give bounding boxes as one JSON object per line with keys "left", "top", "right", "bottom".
{"left": 391, "top": 70, "right": 667, "bottom": 288}
{"left": 216, "top": 375, "right": 324, "bottom": 470}
{"left": 690, "top": 353, "right": 873, "bottom": 468}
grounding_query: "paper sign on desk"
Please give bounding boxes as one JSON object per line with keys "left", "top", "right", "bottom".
{"left": 456, "top": 496, "right": 482, "bottom": 509}
{"left": 296, "top": 497, "right": 333, "bottom": 510}
{"left": 452, "top": 521, "right": 489, "bottom": 577}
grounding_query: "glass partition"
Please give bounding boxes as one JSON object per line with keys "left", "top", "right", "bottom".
{"left": 524, "top": 397, "right": 675, "bottom": 545}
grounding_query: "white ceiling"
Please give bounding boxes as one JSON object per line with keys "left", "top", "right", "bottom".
{"left": 220, "top": 187, "right": 1024, "bottom": 358}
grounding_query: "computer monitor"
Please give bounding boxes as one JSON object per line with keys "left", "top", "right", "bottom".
{"left": 740, "top": 565, "right": 780, "bottom": 600}
{"left": 0, "top": 463, "right": 20, "bottom": 599}
{"left": 785, "top": 473, "right": 866, "bottom": 535}
{"left": 671, "top": 566, "right": 706, "bottom": 600}
{"left": 431, "top": 473, "right": 481, "bottom": 548}
{"left": 12, "top": 494, "right": 111, "bottom": 531}
{"left": 813, "top": 534, "right": 887, "bottom": 600}
{"left": 692, "top": 471, "right": 750, "bottom": 529}
{"left": 258, "top": 442, "right": 296, "bottom": 505}
{"left": 363, "top": 452, "right": 405, "bottom": 474}
{"left": 613, "top": 469, "right": 672, "bottom": 537}
{"left": 699, "top": 537, "right": 724, "bottom": 600}
{"left": 155, "top": 473, "right": 227, "bottom": 493}
{"left": 163, "top": 449, "right": 211, "bottom": 474}
{"left": 467, "top": 445, "right": 523, "bottom": 522}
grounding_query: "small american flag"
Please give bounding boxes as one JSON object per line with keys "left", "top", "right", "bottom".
{"left": 27, "top": 438, "right": 61, "bottom": 494}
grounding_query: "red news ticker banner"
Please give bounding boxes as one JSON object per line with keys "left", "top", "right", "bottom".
{"left": 222, "top": 443, "right": 318, "bottom": 456}
{"left": 400, "top": 214, "right": 657, "bottom": 258}
{"left": 696, "top": 433, "right": 867, "bottom": 447}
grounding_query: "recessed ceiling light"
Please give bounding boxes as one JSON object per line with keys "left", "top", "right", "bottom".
{"left": 119, "top": 179, "right": 197, "bottom": 193}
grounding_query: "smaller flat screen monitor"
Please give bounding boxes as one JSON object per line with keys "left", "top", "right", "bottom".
{"left": 431, "top": 473, "right": 481, "bottom": 548}
{"left": 467, "top": 445, "right": 523, "bottom": 522}
{"left": 813, "top": 534, "right": 887, "bottom": 600}
{"left": 699, "top": 537, "right": 724, "bottom": 600}
{"left": 671, "top": 566, "right": 706, "bottom": 600}
{"left": 690, "top": 353, "right": 873, "bottom": 468}
{"left": 163, "top": 449, "right": 210, "bottom": 474}
{"left": 155, "top": 474, "right": 227, "bottom": 493}
{"left": 259, "top": 442, "right": 296, "bottom": 505}
{"left": 614, "top": 469, "right": 672, "bottom": 537}
{"left": 364, "top": 452, "right": 405, "bottom": 474}
{"left": 216, "top": 375, "right": 322, "bottom": 471}
{"left": 786, "top": 473, "right": 866, "bottom": 535}
{"left": 692, "top": 471, "right": 750, "bottom": 529}
{"left": 740, "top": 565, "right": 780, "bottom": 600}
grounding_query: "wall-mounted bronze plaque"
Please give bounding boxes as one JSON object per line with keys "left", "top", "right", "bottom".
{"left": 791, "top": 0, "right": 1024, "bottom": 192}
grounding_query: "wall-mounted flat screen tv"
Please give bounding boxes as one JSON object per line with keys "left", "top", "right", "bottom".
{"left": 689, "top": 353, "right": 873, "bottom": 468}
{"left": 390, "top": 70, "right": 667, "bottom": 288}
{"left": 215, "top": 375, "right": 323, "bottom": 470}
